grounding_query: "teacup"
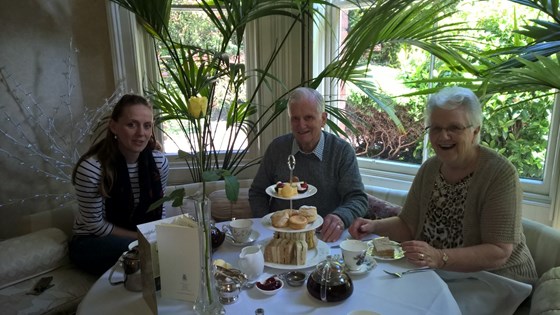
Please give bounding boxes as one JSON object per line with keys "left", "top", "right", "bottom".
{"left": 340, "top": 240, "right": 368, "bottom": 271}
{"left": 222, "top": 219, "right": 253, "bottom": 243}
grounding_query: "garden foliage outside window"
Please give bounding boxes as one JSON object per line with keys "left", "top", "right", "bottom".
{"left": 322, "top": 0, "right": 556, "bottom": 198}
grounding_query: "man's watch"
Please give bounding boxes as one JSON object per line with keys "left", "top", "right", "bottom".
{"left": 441, "top": 250, "right": 449, "bottom": 268}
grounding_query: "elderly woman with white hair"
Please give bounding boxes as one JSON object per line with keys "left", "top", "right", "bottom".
{"left": 350, "top": 87, "right": 537, "bottom": 312}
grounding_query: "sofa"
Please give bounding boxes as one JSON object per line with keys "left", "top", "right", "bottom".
{"left": 0, "top": 227, "right": 96, "bottom": 315}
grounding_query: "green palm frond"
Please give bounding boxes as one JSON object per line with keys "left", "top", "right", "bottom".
{"left": 508, "top": 0, "right": 560, "bottom": 22}
{"left": 483, "top": 56, "right": 560, "bottom": 95}
{"left": 198, "top": 0, "right": 332, "bottom": 51}
{"left": 335, "top": 0, "right": 466, "bottom": 79}
{"left": 110, "top": 0, "right": 171, "bottom": 38}
{"left": 471, "top": 0, "right": 560, "bottom": 98}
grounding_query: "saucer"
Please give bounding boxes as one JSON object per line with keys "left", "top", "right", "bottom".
{"left": 226, "top": 230, "right": 260, "bottom": 246}
{"left": 345, "top": 255, "right": 377, "bottom": 275}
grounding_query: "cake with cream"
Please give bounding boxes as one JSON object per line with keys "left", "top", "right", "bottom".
{"left": 372, "top": 237, "right": 396, "bottom": 258}
{"left": 274, "top": 180, "right": 309, "bottom": 197}
{"left": 277, "top": 183, "right": 297, "bottom": 198}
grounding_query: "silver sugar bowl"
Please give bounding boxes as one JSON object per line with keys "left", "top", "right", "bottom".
{"left": 216, "top": 277, "right": 241, "bottom": 304}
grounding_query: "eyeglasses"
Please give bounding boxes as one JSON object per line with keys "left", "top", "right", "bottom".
{"left": 425, "top": 124, "right": 473, "bottom": 136}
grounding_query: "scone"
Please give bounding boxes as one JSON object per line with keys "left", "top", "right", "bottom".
{"left": 298, "top": 205, "right": 317, "bottom": 223}
{"left": 271, "top": 210, "right": 290, "bottom": 228}
{"left": 288, "top": 215, "right": 308, "bottom": 230}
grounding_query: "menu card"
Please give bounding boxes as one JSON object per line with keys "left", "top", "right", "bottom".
{"left": 137, "top": 217, "right": 168, "bottom": 315}
{"left": 156, "top": 215, "right": 201, "bottom": 302}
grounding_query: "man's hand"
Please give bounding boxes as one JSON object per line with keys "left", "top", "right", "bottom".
{"left": 319, "top": 214, "right": 345, "bottom": 242}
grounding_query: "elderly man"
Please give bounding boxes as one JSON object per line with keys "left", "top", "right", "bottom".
{"left": 249, "top": 87, "right": 368, "bottom": 242}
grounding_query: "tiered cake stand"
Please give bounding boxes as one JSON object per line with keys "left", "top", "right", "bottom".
{"left": 260, "top": 155, "right": 329, "bottom": 270}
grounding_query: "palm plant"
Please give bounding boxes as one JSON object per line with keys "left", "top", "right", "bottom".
{"left": 398, "top": 0, "right": 560, "bottom": 102}
{"left": 478, "top": 0, "right": 560, "bottom": 96}
{"left": 335, "top": 0, "right": 483, "bottom": 127}
{"left": 110, "top": 0, "right": 480, "bottom": 202}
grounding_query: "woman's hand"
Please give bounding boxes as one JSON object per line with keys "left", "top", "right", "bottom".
{"left": 401, "top": 240, "right": 443, "bottom": 268}
{"left": 348, "top": 217, "right": 375, "bottom": 240}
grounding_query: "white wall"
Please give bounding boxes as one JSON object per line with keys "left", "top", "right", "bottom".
{"left": 0, "top": 0, "right": 115, "bottom": 239}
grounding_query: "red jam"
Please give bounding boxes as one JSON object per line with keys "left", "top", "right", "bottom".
{"left": 256, "top": 276, "right": 281, "bottom": 291}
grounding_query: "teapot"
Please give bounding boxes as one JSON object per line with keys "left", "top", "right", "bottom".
{"left": 306, "top": 255, "right": 353, "bottom": 302}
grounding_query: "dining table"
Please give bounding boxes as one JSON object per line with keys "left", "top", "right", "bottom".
{"left": 76, "top": 218, "right": 461, "bottom": 315}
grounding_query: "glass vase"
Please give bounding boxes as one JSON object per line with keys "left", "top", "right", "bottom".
{"left": 192, "top": 196, "right": 225, "bottom": 315}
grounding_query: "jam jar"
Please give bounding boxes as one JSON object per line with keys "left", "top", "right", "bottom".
{"left": 211, "top": 222, "right": 225, "bottom": 251}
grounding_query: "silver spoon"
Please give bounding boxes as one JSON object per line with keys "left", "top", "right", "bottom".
{"left": 383, "top": 267, "right": 432, "bottom": 278}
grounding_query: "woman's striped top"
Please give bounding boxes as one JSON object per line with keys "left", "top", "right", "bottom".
{"left": 72, "top": 151, "right": 169, "bottom": 236}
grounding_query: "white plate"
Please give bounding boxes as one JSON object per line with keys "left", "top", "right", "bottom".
{"left": 367, "top": 239, "right": 405, "bottom": 260}
{"left": 345, "top": 255, "right": 377, "bottom": 275}
{"left": 265, "top": 183, "right": 317, "bottom": 200}
{"left": 225, "top": 230, "right": 260, "bottom": 247}
{"left": 262, "top": 238, "right": 329, "bottom": 270}
{"left": 261, "top": 212, "right": 323, "bottom": 233}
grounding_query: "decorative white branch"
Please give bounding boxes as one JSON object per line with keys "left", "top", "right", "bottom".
{"left": 0, "top": 43, "right": 123, "bottom": 208}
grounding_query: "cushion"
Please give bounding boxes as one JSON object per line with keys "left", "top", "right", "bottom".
{"left": 530, "top": 266, "right": 560, "bottom": 315}
{"left": 0, "top": 264, "right": 96, "bottom": 315}
{"left": 522, "top": 218, "right": 560, "bottom": 277}
{"left": 365, "top": 194, "right": 402, "bottom": 220}
{"left": 0, "top": 228, "right": 69, "bottom": 290}
{"left": 209, "top": 188, "right": 251, "bottom": 221}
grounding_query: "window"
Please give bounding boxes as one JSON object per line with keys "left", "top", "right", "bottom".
{"left": 159, "top": 4, "right": 247, "bottom": 155}
{"left": 317, "top": 1, "right": 559, "bottom": 208}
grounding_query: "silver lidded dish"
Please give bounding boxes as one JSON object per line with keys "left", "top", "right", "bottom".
{"left": 281, "top": 271, "right": 307, "bottom": 287}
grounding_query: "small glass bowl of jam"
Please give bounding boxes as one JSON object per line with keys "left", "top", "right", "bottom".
{"left": 255, "top": 276, "right": 283, "bottom": 296}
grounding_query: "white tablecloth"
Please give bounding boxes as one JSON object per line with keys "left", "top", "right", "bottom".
{"left": 77, "top": 219, "right": 461, "bottom": 315}
{"left": 438, "top": 269, "right": 532, "bottom": 315}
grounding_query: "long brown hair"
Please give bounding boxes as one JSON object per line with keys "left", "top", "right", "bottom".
{"left": 71, "top": 94, "right": 158, "bottom": 197}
